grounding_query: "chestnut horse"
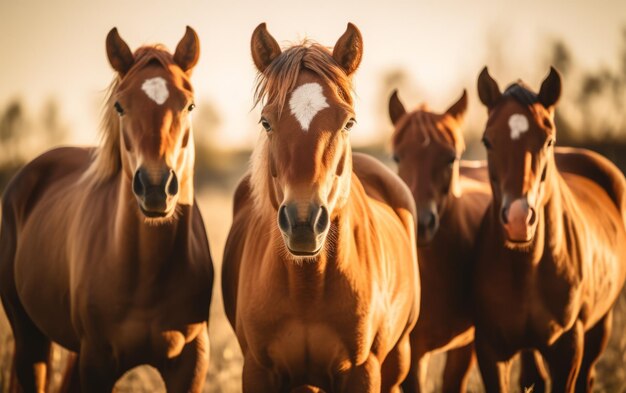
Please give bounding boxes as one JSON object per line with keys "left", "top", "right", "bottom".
{"left": 389, "top": 90, "right": 491, "bottom": 392}
{"left": 0, "top": 27, "right": 213, "bottom": 392}
{"left": 222, "top": 23, "right": 419, "bottom": 392}
{"left": 473, "top": 67, "right": 626, "bottom": 392}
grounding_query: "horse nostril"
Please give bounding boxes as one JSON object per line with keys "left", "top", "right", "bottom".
{"left": 313, "top": 206, "right": 329, "bottom": 235}
{"left": 418, "top": 210, "right": 436, "bottom": 230}
{"left": 501, "top": 207, "right": 509, "bottom": 224}
{"left": 166, "top": 170, "right": 178, "bottom": 196}
{"left": 278, "top": 205, "right": 290, "bottom": 233}
{"left": 528, "top": 207, "right": 537, "bottom": 225}
{"left": 133, "top": 169, "right": 145, "bottom": 197}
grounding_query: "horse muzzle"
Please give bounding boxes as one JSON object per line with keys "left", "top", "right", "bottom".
{"left": 417, "top": 206, "right": 439, "bottom": 246}
{"left": 277, "top": 202, "right": 330, "bottom": 257}
{"left": 501, "top": 197, "right": 537, "bottom": 243}
{"left": 132, "top": 167, "right": 179, "bottom": 218}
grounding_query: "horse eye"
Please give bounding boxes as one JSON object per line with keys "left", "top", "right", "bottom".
{"left": 344, "top": 118, "right": 356, "bottom": 131}
{"left": 114, "top": 101, "right": 125, "bottom": 116}
{"left": 482, "top": 136, "right": 492, "bottom": 150}
{"left": 260, "top": 118, "right": 272, "bottom": 132}
{"left": 392, "top": 154, "right": 400, "bottom": 163}
{"left": 448, "top": 157, "right": 457, "bottom": 166}
{"left": 187, "top": 103, "right": 195, "bottom": 112}
{"left": 546, "top": 138, "right": 555, "bottom": 148}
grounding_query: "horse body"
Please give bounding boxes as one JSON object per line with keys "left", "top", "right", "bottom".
{"left": 473, "top": 67, "right": 626, "bottom": 392}
{"left": 475, "top": 163, "right": 626, "bottom": 345}
{"left": 5, "top": 146, "right": 212, "bottom": 362}
{"left": 225, "top": 161, "right": 417, "bottom": 391}
{"left": 1, "top": 28, "right": 213, "bottom": 393}
{"left": 389, "top": 91, "right": 491, "bottom": 392}
{"left": 222, "top": 23, "right": 418, "bottom": 392}
{"left": 412, "top": 168, "right": 489, "bottom": 351}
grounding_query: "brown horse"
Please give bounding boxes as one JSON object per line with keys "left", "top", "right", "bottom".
{"left": 222, "top": 23, "right": 419, "bottom": 392}
{"left": 0, "top": 27, "right": 213, "bottom": 392}
{"left": 473, "top": 66, "right": 626, "bottom": 392}
{"left": 389, "top": 90, "right": 490, "bottom": 392}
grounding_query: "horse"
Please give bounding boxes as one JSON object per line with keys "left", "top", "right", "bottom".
{"left": 388, "top": 90, "right": 491, "bottom": 392}
{"left": 0, "top": 27, "right": 214, "bottom": 392}
{"left": 472, "top": 66, "right": 626, "bottom": 392}
{"left": 222, "top": 23, "right": 419, "bottom": 392}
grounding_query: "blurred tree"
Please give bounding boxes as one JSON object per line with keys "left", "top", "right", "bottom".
{"left": 0, "top": 97, "right": 70, "bottom": 190}
{"left": 40, "top": 98, "right": 69, "bottom": 146}
{"left": 0, "top": 99, "right": 28, "bottom": 166}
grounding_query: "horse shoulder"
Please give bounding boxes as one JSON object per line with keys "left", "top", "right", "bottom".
{"left": 222, "top": 174, "right": 254, "bottom": 327}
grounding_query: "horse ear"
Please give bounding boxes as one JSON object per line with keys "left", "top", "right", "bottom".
{"left": 445, "top": 89, "right": 468, "bottom": 122}
{"left": 538, "top": 66, "right": 562, "bottom": 109}
{"left": 106, "top": 28, "right": 135, "bottom": 76}
{"left": 389, "top": 90, "right": 407, "bottom": 125}
{"left": 477, "top": 67, "right": 502, "bottom": 109}
{"left": 251, "top": 23, "right": 281, "bottom": 73}
{"left": 333, "top": 23, "right": 363, "bottom": 76}
{"left": 174, "top": 26, "right": 200, "bottom": 74}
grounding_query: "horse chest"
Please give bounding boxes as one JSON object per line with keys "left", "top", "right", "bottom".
{"left": 76, "top": 260, "right": 211, "bottom": 362}
{"left": 264, "top": 320, "right": 353, "bottom": 373}
{"left": 242, "top": 292, "right": 372, "bottom": 381}
{"left": 475, "top": 253, "right": 581, "bottom": 351}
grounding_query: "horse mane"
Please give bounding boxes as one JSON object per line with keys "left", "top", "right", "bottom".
{"left": 392, "top": 108, "right": 465, "bottom": 154}
{"left": 503, "top": 81, "right": 538, "bottom": 107}
{"left": 250, "top": 40, "right": 355, "bottom": 214}
{"left": 82, "top": 45, "right": 181, "bottom": 186}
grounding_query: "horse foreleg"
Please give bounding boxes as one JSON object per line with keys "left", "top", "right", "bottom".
{"left": 78, "top": 343, "right": 118, "bottom": 393}
{"left": 441, "top": 342, "right": 475, "bottom": 393}
{"left": 475, "top": 333, "right": 512, "bottom": 393}
{"left": 575, "top": 311, "right": 612, "bottom": 393}
{"left": 400, "top": 334, "right": 428, "bottom": 393}
{"left": 58, "top": 351, "right": 80, "bottom": 393}
{"left": 343, "top": 354, "right": 382, "bottom": 393}
{"left": 241, "top": 353, "right": 279, "bottom": 393}
{"left": 519, "top": 349, "right": 547, "bottom": 393}
{"left": 540, "top": 320, "right": 584, "bottom": 393}
{"left": 380, "top": 334, "right": 411, "bottom": 393}
{"left": 3, "top": 297, "right": 51, "bottom": 393}
{"left": 157, "top": 324, "right": 209, "bottom": 393}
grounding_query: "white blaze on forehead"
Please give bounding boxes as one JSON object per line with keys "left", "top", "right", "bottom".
{"left": 288, "top": 83, "right": 329, "bottom": 132}
{"left": 141, "top": 77, "right": 169, "bottom": 105}
{"left": 508, "top": 113, "right": 529, "bottom": 140}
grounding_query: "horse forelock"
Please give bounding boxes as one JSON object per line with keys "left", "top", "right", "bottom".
{"left": 393, "top": 109, "right": 465, "bottom": 155}
{"left": 253, "top": 41, "right": 354, "bottom": 117}
{"left": 503, "top": 82, "right": 538, "bottom": 108}
{"left": 82, "top": 46, "right": 190, "bottom": 186}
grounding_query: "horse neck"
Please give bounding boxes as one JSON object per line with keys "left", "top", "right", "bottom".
{"left": 113, "top": 171, "right": 193, "bottom": 270}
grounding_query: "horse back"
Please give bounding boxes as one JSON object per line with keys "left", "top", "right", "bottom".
{"left": 351, "top": 152, "right": 416, "bottom": 224}
{"left": 555, "top": 147, "right": 626, "bottom": 223}
{"left": 2, "top": 147, "right": 92, "bottom": 226}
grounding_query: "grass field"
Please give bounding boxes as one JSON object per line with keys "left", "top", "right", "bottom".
{"left": 1, "top": 188, "right": 625, "bottom": 392}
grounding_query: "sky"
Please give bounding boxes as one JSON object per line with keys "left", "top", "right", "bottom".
{"left": 1, "top": 0, "right": 625, "bottom": 150}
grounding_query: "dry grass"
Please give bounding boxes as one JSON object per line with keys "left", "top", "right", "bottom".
{"left": 1, "top": 188, "right": 626, "bottom": 392}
